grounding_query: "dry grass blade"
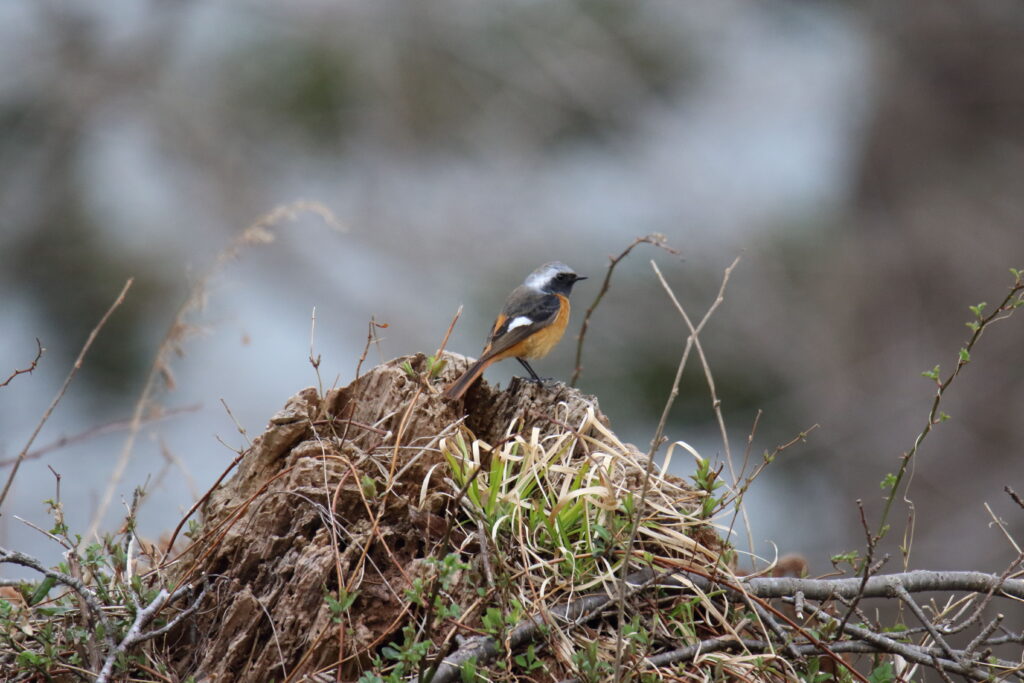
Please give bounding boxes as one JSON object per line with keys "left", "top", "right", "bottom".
{"left": 87, "top": 201, "right": 344, "bottom": 540}
{"left": 438, "top": 402, "right": 737, "bottom": 681}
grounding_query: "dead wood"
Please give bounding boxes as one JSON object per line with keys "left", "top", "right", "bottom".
{"left": 167, "top": 351, "right": 628, "bottom": 682}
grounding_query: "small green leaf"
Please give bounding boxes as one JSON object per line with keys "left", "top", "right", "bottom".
{"left": 460, "top": 658, "right": 478, "bottom": 683}
{"left": 880, "top": 473, "right": 897, "bottom": 490}
{"left": 400, "top": 361, "right": 416, "bottom": 377}
{"left": 938, "top": 411, "right": 950, "bottom": 422}
{"left": 29, "top": 576, "right": 57, "bottom": 605}
{"left": 360, "top": 474, "right": 378, "bottom": 498}
{"left": 830, "top": 550, "right": 859, "bottom": 565}
{"left": 921, "top": 365, "right": 940, "bottom": 380}
{"left": 867, "top": 661, "right": 895, "bottom": 683}
{"left": 965, "top": 321, "right": 979, "bottom": 332}
{"left": 968, "top": 302, "right": 987, "bottom": 318}
{"left": 426, "top": 355, "right": 447, "bottom": 378}
{"left": 958, "top": 348, "right": 971, "bottom": 363}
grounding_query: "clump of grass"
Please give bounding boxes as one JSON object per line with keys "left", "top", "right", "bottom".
{"left": 443, "top": 408, "right": 718, "bottom": 588}
{"left": 353, "top": 404, "right": 750, "bottom": 681}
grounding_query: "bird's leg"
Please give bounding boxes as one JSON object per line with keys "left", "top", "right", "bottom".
{"left": 516, "top": 358, "right": 551, "bottom": 383}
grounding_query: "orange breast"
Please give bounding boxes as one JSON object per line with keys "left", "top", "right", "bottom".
{"left": 504, "top": 294, "right": 570, "bottom": 360}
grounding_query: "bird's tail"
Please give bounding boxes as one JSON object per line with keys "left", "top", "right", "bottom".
{"left": 442, "top": 356, "right": 494, "bottom": 400}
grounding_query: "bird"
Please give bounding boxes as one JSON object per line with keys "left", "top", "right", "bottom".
{"left": 443, "top": 261, "right": 587, "bottom": 400}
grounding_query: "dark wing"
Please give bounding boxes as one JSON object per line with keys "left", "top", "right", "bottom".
{"left": 481, "top": 288, "right": 560, "bottom": 359}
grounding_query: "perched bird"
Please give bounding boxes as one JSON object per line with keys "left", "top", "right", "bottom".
{"left": 443, "top": 262, "right": 586, "bottom": 400}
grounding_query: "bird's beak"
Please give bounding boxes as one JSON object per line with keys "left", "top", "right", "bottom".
{"left": 574, "top": 275, "right": 588, "bottom": 282}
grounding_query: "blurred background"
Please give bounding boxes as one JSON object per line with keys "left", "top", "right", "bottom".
{"left": 1, "top": 0, "right": 1022, "bottom": 578}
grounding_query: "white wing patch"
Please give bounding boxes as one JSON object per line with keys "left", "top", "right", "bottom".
{"left": 506, "top": 316, "right": 533, "bottom": 330}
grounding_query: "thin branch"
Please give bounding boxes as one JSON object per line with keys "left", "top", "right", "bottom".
{"left": 423, "top": 571, "right": 647, "bottom": 683}
{"left": 355, "top": 316, "right": 388, "bottom": 382}
{"left": 963, "top": 613, "right": 1003, "bottom": 660}
{"left": 309, "top": 306, "right": 324, "bottom": 397}
{"left": 644, "top": 637, "right": 1011, "bottom": 680}
{"left": 891, "top": 582, "right": 966, "bottom": 670}
{"left": 0, "top": 404, "right": 200, "bottom": 468}
{"left": 219, "top": 398, "right": 252, "bottom": 449}
{"left": 612, "top": 256, "right": 740, "bottom": 682}
{"left": 799, "top": 600, "right": 1018, "bottom": 682}
{"left": 96, "top": 582, "right": 206, "bottom": 683}
{"left": 569, "top": 234, "right": 678, "bottom": 387}
{"left": 1006, "top": 486, "right": 1024, "bottom": 511}
{"left": 651, "top": 258, "right": 755, "bottom": 565}
{"left": 0, "top": 337, "right": 45, "bottom": 388}
{"left": 162, "top": 447, "right": 247, "bottom": 557}
{"left": 0, "top": 279, "right": 133, "bottom": 511}
{"left": 0, "top": 546, "right": 117, "bottom": 654}
{"left": 836, "top": 499, "right": 881, "bottom": 638}
{"left": 878, "top": 271, "right": 1024, "bottom": 542}
{"left": 934, "top": 553, "right": 1024, "bottom": 638}
{"left": 424, "top": 564, "right": 1024, "bottom": 683}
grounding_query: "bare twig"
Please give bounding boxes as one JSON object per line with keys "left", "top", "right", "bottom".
{"left": 355, "top": 316, "right": 388, "bottom": 382}
{"left": 309, "top": 306, "right": 324, "bottom": 397}
{"left": 936, "top": 553, "right": 1024, "bottom": 639}
{"left": 799, "top": 601, "right": 1014, "bottom": 682}
{"left": 423, "top": 569, "right": 660, "bottom": 683}
{"left": 651, "top": 258, "right": 756, "bottom": 563}
{"left": 219, "top": 398, "right": 251, "bottom": 449}
{"left": 0, "top": 404, "right": 200, "bottom": 468}
{"left": 612, "top": 256, "right": 740, "bottom": 682}
{"left": 569, "top": 234, "right": 678, "bottom": 387}
{"left": 836, "top": 499, "right": 882, "bottom": 638}
{"left": 891, "top": 582, "right": 966, "bottom": 670}
{"left": 645, "top": 636, "right": 1005, "bottom": 679}
{"left": 96, "top": 582, "right": 206, "bottom": 683}
{"left": 434, "top": 306, "right": 462, "bottom": 360}
{"left": 0, "top": 279, "right": 133, "bottom": 511}
{"left": 0, "top": 337, "right": 45, "bottom": 388}
{"left": 963, "top": 613, "right": 1004, "bottom": 660}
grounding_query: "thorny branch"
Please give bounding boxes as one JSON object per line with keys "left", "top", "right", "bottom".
{"left": 0, "top": 338, "right": 44, "bottom": 388}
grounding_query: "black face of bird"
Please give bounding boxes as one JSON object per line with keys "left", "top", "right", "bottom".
{"left": 551, "top": 270, "right": 586, "bottom": 295}
{"left": 527, "top": 262, "right": 587, "bottom": 296}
